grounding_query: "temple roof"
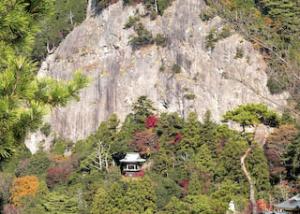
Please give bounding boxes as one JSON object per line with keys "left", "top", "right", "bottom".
{"left": 120, "top": 153, "right": 146, "bottom": 163}
{"left": 275, "top": 194, "right": 300, "bottom": 211}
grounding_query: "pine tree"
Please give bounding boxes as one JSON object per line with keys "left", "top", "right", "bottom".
{"left": 132, "top": 96, "right": 156, "bottom": 128}
{"left": 91, "top": 177, "right": 157, "bottom": 214}
{"left": 223, "top": 103, "right": 280, "bottom": 132}
{"left": 284, "top": 134, "right": 300, "bottom": 179}
{"left": 181, "top": 112, "right": 201, "bottom": 151}
{"left": 246, "top": 143, "right": 271, "bottom": 199}
{"left": 193, "top": 144, "right": 216, "bottom": 174}
{"left": 42, "top": 191, "right": 79, "bottom": 213}
{"left": 0, "top": 0, "right": 88, "bottom": 162}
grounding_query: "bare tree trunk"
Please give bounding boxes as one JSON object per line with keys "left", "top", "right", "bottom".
{"left": 69, "top": 10, "right": 74, "bottom": 26}
{"left": 104, "top": 145, "right": 110, "bottom": 172}
{"left": 47, "top": 42, "right": 56, "bottom": 54}
{"left": 105, "top": 154, "right": 109, "bottom": 172}
{"left": 97, "top": 142, "right": 103, "bottom": 170}
{"left": 154, "top": 0, "right": 158, "bottom": 13}
{"left": 241, "top": 148, "right": 257, "bottom": 214}
{"left": 86, "top": 0, "right": 96, "bottom": 18}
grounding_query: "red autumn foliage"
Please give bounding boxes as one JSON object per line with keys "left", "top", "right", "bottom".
{"left": 170, "top": 133, "right": 182, "bottom": 145}
{"left": 145, "top": 115, "right": 158, "bottom": 128}
{"left": 46, "top": 157, "right": 77, "bottom": 188}
{"left": 46, "top": 167, "right": 70, "bottom": 188}
{"left": 3, "top": 204, "right": 20, "bottom": 214}
{"left": 130, "top": 130, "right": 159, "bottom": 155}
{"left": 264, "top": 125, "right": 297, "bottom": 179}
{"left": 178, "top": 179, "right": 189, "bottom": 195}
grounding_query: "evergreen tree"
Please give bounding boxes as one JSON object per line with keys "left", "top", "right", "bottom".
{"left": 284, "top": 134, "right": 300, "bottom": 179}
{"left": 132, "top": 96, "right": 156, "bottom": 128}
{"left": 159, "top": 197, "right": 190, "bottom": 214}
{"left": 211, "top": 179, "right": 247, "bottom": 212}
{"left": 223, "top": 103, "right": 280, "bottom": 132}
{"left": 181, "top": 112, "right": 201, "bottom": 152}
{"left": 32, "top": 0, "right": 87, "bottom": 60}
{"left": 91, "top": 177, "right": 157, "bottom": 214}
{"left": 193, "top": 144, "right": 216, "bottom": 174}
{"left": 156, "top": 112, "right": 183, "bottom": 140}
{"left": 199, "top": 111, "right": 218, "bottom": 150}
{"left": 217, "top": 141, "right": 248, "bottom": 183}
{"left": 0, "top": 0, "right": 88, "bottom": 162}
{"left": 246, "top": 143, "right": 271, "bottom": 199}
{"left": 41, "top": 191, "right": 79, "bottom": 213}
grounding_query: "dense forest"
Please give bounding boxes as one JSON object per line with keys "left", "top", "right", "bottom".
{"left": 0, "top": 0, "right": 300, "bottom": 213}
{"left": 1, "top": 96, "right": 300, "bottom": 213}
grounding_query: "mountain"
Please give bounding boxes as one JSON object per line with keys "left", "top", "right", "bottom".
{"left": 26, "top": 0, "right": 287, "bottom": 151}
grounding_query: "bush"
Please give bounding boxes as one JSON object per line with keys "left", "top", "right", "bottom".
{"left": 218, "top": 25, "right": 231, "bottom": 39}
{"left": 40, "top": 123, "right": 51, "bottom": 137}
{"left": 157, "top": 0, "right": 172, "bottom": 15}
{"left": 129, "top": 23, "right": 154, "bottom": 49}
{"left": 15, "top": 152, "right": 51, "bottom": 177}
{"left": 0, "top": 173, "right": 14, "bottom": 206}
{"left": 145, "top": 115, "right": 159, "bottom": 128}
{"left": 46, "top": 158, "right": 77, "bottom": 188}
{"left": 51, "top": 139, "right": 70, "bottom": 155}
{"left": 267, "top": 76, "right": 288, "bottom": 94}
{"left": 154, "top": 34, "right": 168, "bottom": 47}
{"left": 159, "top": 62, "right": 166, "bottom": 72}
{"left": 199, "top": 8, "right": 217, "bottom": 21}
{"left": 205, "top": 26, "right": 231, "bottom": 50}
{"left": 235, "top": 47, "right": 244, "bottom": 59}
{"left": 124, "top": 15, "right": 140, "bottom": 29}
{"left": 10, "top": 176, "right": 39, "bottom": 206}
{"left": 205, "top": 28, "right": 218, "bottom": 50}
{"left": 172, "top": 64, "right": 181, "bottom": 73}
{"left": 184, "top": 93, "right": 196, "bottom": 100}
{"left": 3, "top": 204, "right": 20, "bottom": 214}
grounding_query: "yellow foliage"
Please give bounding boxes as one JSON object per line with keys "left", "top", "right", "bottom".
{"left": 10, "top": 176, "right": 39, "bottom": 206}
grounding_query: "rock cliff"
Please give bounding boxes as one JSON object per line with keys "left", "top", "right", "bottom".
{"left": 26, "top": 0, "right": 288, "bottom": 150}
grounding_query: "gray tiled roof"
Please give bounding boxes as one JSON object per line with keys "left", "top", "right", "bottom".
{"left": 275, "top": 195, "right": 300, "bottom": 211}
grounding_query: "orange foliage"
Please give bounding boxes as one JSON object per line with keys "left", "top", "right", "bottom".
{"left": 264, "top": 17, "right": 273, "bottom": 26}
{"left": 257, "top": 199, "right": 269, "bottom": 212}
{"left": 50, "top": 154, "right": 69, "bottom": 163}
{"left": 10, "top": 176, "right": 39, "bottom": 206}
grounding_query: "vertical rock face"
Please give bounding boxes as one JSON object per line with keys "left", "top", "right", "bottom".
{"left": 36, "top": 0, "right": 287, "bottom": 143}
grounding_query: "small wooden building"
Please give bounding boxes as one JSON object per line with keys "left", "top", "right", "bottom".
{"left": 274, "top": 195, "right": 300, "bottom": 214}
{"left": 120, "top": 153, "right": 146, "bottom": 177}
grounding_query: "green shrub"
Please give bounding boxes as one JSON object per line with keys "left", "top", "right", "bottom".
{"left": 124, "top": 15, "right": 140, "bottom": 29}
{"left": 157, "top": 0, "right": 172, "bottom": 15}
{"left": 159, "top": 62, "right": 166, "bottom": 72}
{"left": 15, "top": 152, "right": 51, "bottom": 177}
{"left": 205, "top": 26, "right": 232, "bottom": 50}
{"left": 52, "top": 139, "right": 69, "bottom": 155}
{"left": 129, "top": 23, "right": 154, "bottom": 49}
{"left": 205, "top": 28, "right": 218, "bottom": 50}
{"left": 154, "top": 34, "right": 168, "bottom": 47}
{"left": 40, "top": 123, "right": 51, "bottom": 137}
{"left": 184, "top": 93, "right": 196, "bottom": 100}
{"left": 218, "top": 25, "right": 231, "bottom": 39}
{"left": 267, "top": 76, "right": 288, "bottom": 94}
{"left": 234, "top": 47, "right": 244, "bottom": 59}
{"left": 199, "top": 8, "right": 217, "bottom": 21}
{"left": 172, "top": 64, "right": 181, "bottom": 73}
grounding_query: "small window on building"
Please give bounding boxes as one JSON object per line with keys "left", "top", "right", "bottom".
{"left": 127, "top": 164, "right": 135, "bottom": 170}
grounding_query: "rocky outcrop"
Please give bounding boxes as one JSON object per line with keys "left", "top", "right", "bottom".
{"left": 29, "top": 0, "right": 287, "bottom": 147}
